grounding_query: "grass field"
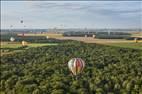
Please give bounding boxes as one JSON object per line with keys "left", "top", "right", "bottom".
{"left": 1, "top": 42, "right": 57, "bottom": 48}
{"left": 0, "top": 42, "right": 58, "bottom": 56}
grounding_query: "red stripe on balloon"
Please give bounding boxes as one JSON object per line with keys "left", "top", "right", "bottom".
{"left": 79, "top": 58, "right": 84, "bottom": 72}
{"left": 77, "top": 58, "right": 80, "bottom": 67}
{"left": 76, "top": 58, "right": 78, "bottom": 74}
{"left": 75, "top": 59, "right": 77, "bottom": 75}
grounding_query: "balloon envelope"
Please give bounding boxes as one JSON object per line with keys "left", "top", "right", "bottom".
{"left": 10, "top": 25, "right": 13, "bottom": 28}
{"left": 46, "top": 36, "right": 49, "bottom": 39}
{"left": 22, "top": 41, "right": 27, "bottom": 46}
{"left": 10, "top": 37, "right": 15, "bottom": 42}
{"left": 20, "top": 20, "right": 23, "bottom": 23}
{"left": 68, "top": 58, "right": 85, "bottom": 75}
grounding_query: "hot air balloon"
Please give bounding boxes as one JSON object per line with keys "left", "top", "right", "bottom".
{"left": 10, "top": 37, "right": 15, "bottom": 42}
{"left": 46, "top": 36, "right": 49, "bottom": 39}
{"left": 20, "top": 17, "right": 24, "bottom": 23}
{"left": 22, "top": 33, "right": 25, "bottom": 37}
{"left": 68, "top": 58, "right": 85, "bottom": 76}
{"left": 20, "top": 20, "right": 23, "bottom": 23}
{"left": 22, "top": 41, "right": 28, "bottom": 46}
{"left": 10, "top": 25, "right": 13, "bottom": 28}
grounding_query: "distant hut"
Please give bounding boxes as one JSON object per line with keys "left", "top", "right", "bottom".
{"left": 10, "top": 37, "right": 15, "bottom": 42}
{"left": 22, "top": 41, "right": 28, "bottom": 46}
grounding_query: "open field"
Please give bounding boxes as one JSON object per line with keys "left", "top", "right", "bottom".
{"left": 130, "top": 32, "right": 142, "bottom": 38}
{"left": 55, "top": 37, "right": 142, "bottom": 43}
{"left": 55, "top": 37, "right": 142, "bottom": 49}
{"left": 1, "top": 42, "right": 57, "bottom": 48}
{"left": 0, "top": 42, "right": 58, "bottom": 56}
{"left": 105, "top": 42, "right": 142, "bottom": 50}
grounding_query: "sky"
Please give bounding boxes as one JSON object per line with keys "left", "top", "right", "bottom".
{"left": 1, "top": 1, "right": 142, "bottom": 29}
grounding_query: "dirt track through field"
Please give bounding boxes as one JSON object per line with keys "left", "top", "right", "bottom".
{"left": 55, "top": 37, "right": 140, "bottom": 44}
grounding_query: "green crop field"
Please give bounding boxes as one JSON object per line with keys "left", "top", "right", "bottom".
{"left": 106, "top": 42, "right": 142, "bottom": 50}
{"left": 1, "top": 40, "right": 142, "bottom": 94}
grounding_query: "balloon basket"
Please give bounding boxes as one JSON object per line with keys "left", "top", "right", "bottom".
{"left": 72, "top": 74, "right": 81, "bottom": 80}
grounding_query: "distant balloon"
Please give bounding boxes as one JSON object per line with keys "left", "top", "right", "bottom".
{"left": 10, "top": 25, "right": 13, "bottom": 28}
{"left": 20, "top": 20, "right": 23, "bottom": 23}
{"left": 46, "top": 36, "right": 49, "bottom": 39}
{"left": 22, "top": 33, "right": 25, "bottom": 37}
{"left": 22, "top": 41, "right": 28, "bottom": 46}
{"left": 10, "top": 37, "right": 15, "bottom": 42}
{"left": 68, "top": 58, "right": 85, "bottom": 76}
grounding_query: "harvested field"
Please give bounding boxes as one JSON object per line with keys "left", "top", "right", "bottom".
{"left": 55, "top": 37, "right": 142, "bottom": 44}
{"left": 55, "top": 37, "right": 142, "bottom": 50}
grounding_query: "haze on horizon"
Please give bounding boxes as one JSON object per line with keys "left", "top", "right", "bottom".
{"left": 1, "top": 1, "right": 142, "bottom": 29}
